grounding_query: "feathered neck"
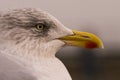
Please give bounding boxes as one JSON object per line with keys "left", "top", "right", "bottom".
{"left": 0, "top": 37, "right": 64, "bottom": 61}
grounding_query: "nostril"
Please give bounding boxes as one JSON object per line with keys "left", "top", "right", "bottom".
{"left": 81, "top": 35, "right": 90, "bottom": 38}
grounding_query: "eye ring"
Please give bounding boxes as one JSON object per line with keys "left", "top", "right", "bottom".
{"left": 36, "top": 24, "right": 44, "bottom": 30}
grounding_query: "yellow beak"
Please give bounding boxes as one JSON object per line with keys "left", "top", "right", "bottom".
{"left": 59, "top": 30, "right": 104, "bottom": 49}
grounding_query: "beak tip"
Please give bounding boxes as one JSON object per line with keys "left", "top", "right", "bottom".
{"left": 100, "top": 44, "right": 104, "bottom": 49}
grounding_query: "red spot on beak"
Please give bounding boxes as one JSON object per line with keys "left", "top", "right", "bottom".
{"left": 86, "top": 42, "right": 97, "bottom": 49}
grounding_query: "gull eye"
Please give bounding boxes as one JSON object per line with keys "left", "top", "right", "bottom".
{"left": 36, "top": 24, "right": 44, "bottom": 30}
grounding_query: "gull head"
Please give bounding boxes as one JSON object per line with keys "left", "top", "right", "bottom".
{"left": 0, "top": 8, "right": 103, "bottom": 57}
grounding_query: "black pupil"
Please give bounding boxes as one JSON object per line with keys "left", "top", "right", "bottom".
{"left": 39, "top": 25, "right": 43, "bottom": 28}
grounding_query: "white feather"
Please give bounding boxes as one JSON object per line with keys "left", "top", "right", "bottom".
{"left": 0, "top": 8, "right": 73, "bottom": 80}
{"left": 0, "top": 39, "right": 72, "bottom": 80}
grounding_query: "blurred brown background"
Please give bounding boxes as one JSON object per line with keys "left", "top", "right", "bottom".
{"left": 0, "top": 0, "right": 120, "bottom": 80}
